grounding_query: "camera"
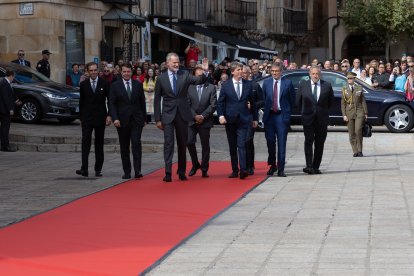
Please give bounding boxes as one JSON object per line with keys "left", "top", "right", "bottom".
{"left": 189, "top": 40, "right": 195, "bottom": 45}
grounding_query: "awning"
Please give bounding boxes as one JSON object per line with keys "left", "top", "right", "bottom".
{"left": 100, "top": 0, "right": 139, "bottom": 5}
{"left": 154, "top": 20, "right": 277, "bottom": 60}
{"left": 102, "top": 7, "right": 146, "bottom": 26}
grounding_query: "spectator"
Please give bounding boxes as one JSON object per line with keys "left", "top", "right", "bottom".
{"left": 66, "top": 64, "right": 81, "bottom": 87}
{"left": 389, "top": 66, "right": 406, "bottom": 93}
{"left": 184, "top": 40, "right": 201, "bottom": 67}
{"left": 132, "top": 66, "right": 144, "bottom": 83}
{"left": 368, "top": 66, "right": 377, "bottom": 84}
{"left": 323, "top": 60, "right": 332, "bottom": 70}
{"left": 401, "top": 61, "right": 409, "bottom": 76}
{"left": 251, "top": 59, "right": 261, "bottom": 80}
{"left": 340, "top": 60, "right": 350, "bottom": 74}
{"left": 333, "top": 62, "right": 340, "bottom": 71}
{"left": 372, "top": 63, "right": 391, "bottom": 89}
{"left": 359, "top": 69, "right": 372, "bottom": 86}
{"left": 385, "top": 62, "right": 393, "bottom": 74}
{"left": 101, "top": 66, "right": 114, "bottom": 85}
{"left": 404, "top": 63, "right": 414, "bottom": 102}
{"left": 350, "top": 58, "right": 363, "bottom": 78}
{"left": 311, "top": 58, "right": 318, "bottom": 66}
{"left": 11, "top": 50, "right": 31, "bottom": 67}
{"left": 288, "top": 62, "right": 298, "bottom": 70}
{"left": 187, "top": 59, "right": 197, "bottom": 74}
{"left": 143, "top": 68, "right": 156, "bottom": 123}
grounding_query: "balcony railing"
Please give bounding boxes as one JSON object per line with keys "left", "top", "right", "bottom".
{"left": 268, "top": 7, "right": 307, "bottom": 35}
{"left": 150, "top": 0, "right": 206, "bottom": 22}
{"left": 224, "top": 0, "right": 257, "bottom": 29}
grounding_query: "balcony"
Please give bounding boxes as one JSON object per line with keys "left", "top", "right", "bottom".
{"left": 224, "top": 0, "right": 257, "bottom": 30}
{"left": 150, "top": 0, "right": 206, "bottom": 22}
{"left": 268, "top": 7, "right": 307, "bottom": 35}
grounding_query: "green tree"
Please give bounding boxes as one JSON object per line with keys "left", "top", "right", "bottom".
{"left": 341, "top": 0, "right": 414, "bottom": 59}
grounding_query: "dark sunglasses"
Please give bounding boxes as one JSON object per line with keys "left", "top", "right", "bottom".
{"left": 18, "top": 53, "right": 25, "bottom": 56}
{"left": 341, "top": 65, "right": 347, "bottom": 68}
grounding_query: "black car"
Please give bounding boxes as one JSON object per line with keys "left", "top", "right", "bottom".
{"left": 255, "top": 70, "right": 414, "bottom": 133}
{"left": 0, "top": 63, "right": 79, "bottom": 123}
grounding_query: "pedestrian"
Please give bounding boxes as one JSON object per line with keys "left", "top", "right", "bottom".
{"left": 76, "top": 62, "right": 112, "bottom": 177}
{"left": 404, "top": 63, "right": 414, "bottom": 102}
{"left": 0, "top": 69, "right": 21, "bottom": 152}
{"left": 66, "top": 63, "right": 82, "bottom": 87}
{"left": 187, "top": 65, "right": 217, "bottom": 178}
{"left": 11, "top": 50, "right": 31, "bottom": 67}
{"left": 154, "top": 52, "right": 209, "bottom": 182}
{"left": 296, "top": 65, "right": 334, "bottom": 174}
{"left": 143, "top": 68, "right": 156, "bottom": 123}
{"left": 184, "top": 40, "right": 202, "bottom": 67}
{"left": 109, "top": 63, "right": 147, "bottom": 179}
{"left": 341, "top": 72, "right": 368, "bottom": 157}
{"left": 36, "top": 49, "right": 51, "bottom": 78}
{"left": 261, "top": 62, "right": 295, "bottom": 177}
{"left": 217, "top": 61, "right": 258, "bottom": 179}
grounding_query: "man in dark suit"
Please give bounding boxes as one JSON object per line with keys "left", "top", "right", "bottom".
{"left": 109, "top": 63, "right": 146, "bottom": 179}
{"left": 296, "top": 65, "right": 334, "bottom": 174}
{"left": 217, "top": 61, "right": 258, "bottom": 179}
{"left": 154, "top": 52, "right": 209, "bottom": 182}
{"left": 11, "top": 50, "right": 31, "bottom": 67}
{"left": 187, "top": 65, "right": 217, "bottom": 178}
{"left": 76, "top": 62, "right": 112, "bottom": 177}
{"left": 262, "top": 62, "right": 295, "bottom": 177}
{"left": 0, "top": 70, "right": 17, "bottom": 152}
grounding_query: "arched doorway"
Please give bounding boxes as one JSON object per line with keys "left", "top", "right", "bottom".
{"left": 342, "top": 34, "right": 385, "bottom": 65}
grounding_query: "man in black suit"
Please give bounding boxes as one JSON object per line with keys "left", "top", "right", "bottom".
{"left": 0, "top": 69, "right": 18, "bottom": 152}
{"left": 296, "top": 65, "right": 334, "bottom": 174}
{"left": 109, "top": 63, "right": 146, "bottom": 179}
{"left": 76, "top": 62, "right": 112, "bottom": 177}
{"left": 154, "top": 52, "right": 209, "bottom": 182}
{"left": 11, "top": 50, "right": 31, "bottom": 67}
{"left": 217, "top": 62, "right": 258, "bottom": 179}
{"left": 187, "top": 65, "right": 217, "bottom": 178}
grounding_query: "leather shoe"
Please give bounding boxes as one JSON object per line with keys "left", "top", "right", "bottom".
{"left": 188, "top": 164, "right": 201, "bottom": 176}
{"left": 95, "top": 171, "right": 102, "bottom": 177}
{"left": 239, "top": 171, "right": 248, "bottom": 179}
{"left": 228, "top": 172, "right": 238, "bottom": 178}
{"left": 202, "top": 171, "right": 209, "bottom": 178}
{"left": 353, "top": 153, "right": 358, "bottom": 157}
{"left": 122, "top": 174, "right": 131, "bottom": 179}
{"left": 313, "top": 169, "right": 322, "bottom": 174}
{"left": 1, "top": 147, "right": 16, "bottom": 152}
{"left": 278, "top": 171, "right": 287, "bottom": 177}
{"left": 267, "top": 165, "right": 277, "bottom": 176}
{"left": 357, "top": 152, "right": 363, "bottom": 157}
{"left": 135, "top": 173, "right": 143, "bottom": 179}
{"left": 76, "top": 169, "right": 88, "bottom": 177}
{"left": 163, "top": 174, "right": 172, "bottom": 182}
{"left": 178, "top": 174, "right": 188, "bottom": 181}
{"left": 303, "top": 167, "right": 314, "bottom": 175}
{"left": 247, "top": 168, "right": 254, "bottom": 175}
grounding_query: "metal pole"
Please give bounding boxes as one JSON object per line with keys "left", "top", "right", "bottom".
{"left": 129, "top": 0, "right": 133, "bottom": 62}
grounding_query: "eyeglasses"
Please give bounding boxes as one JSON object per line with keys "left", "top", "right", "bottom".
{"left": 341, "top": 65, "right": 347, "bottom": 68}
{"left": 18, "top": 53, "right": 25, "bottom": 56}
{"left": 409, "top": 66, "right": 414, "bottom": 68}
{"left": 104, "top": 70, "right": 110, "bottom": 72}
{"left": 253, "top": 63, "right": 258, "bottom": 65}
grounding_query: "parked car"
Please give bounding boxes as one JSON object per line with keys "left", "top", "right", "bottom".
{"left": 255, "top": 69, "right": 414, "bottom": 133}
{"left": 0, "top": 63, "right": 80, "bottom": 123}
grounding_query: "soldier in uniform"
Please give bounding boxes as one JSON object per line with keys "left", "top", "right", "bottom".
{"left": 36, "top": 49, "right": 51, "bottom": 78}
{"left": 341, "top": 72, "right": 368, "bottom": 157}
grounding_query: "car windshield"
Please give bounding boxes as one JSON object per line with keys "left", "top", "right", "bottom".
{"left": 13, "top": 66, "right": 51, "bottom": 84}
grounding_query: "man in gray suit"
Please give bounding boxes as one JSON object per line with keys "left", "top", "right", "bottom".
{"left": 154, "top": 52, "right": 209, "bottom": 182}
{"left": 187, "top": 65, "right": 217, "bottom": 178}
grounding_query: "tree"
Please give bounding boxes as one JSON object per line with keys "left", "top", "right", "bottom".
{"left": 340, "top": 0, "right": 414, "bottom": 60}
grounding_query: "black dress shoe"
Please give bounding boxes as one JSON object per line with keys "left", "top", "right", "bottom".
{"left": 357, "top": 152, "right": 363, "bottom": 157}
{"left": 247, "top": 168, "right": 255, "bottom": 175}
{"left": 122, "top": 174, "right": 131, "bottom": 179}
{"left": 228, "top": 172, "right": 238, "bottom": 178}
{"left": 135, "top": 173, "right": 143, "bottom": 179}
{"left": 188, "top": 164, "right": 201, "bottom": 176}
{"left": 239, "top": 171, "right": 248, "bottom": 179}
{"left": 303, "top": 167, "right": 314, "bottom": 175}
{"left": 278, "top": 171, "right": 287, "bottom": 177}
{"left": 313, "top": 169, "right": 322, "bottom": 174}
{"left": 353, "top": 153, "right": 358, "bottom": 157}
{"left": 267, "top": 165, "right": 277, "bottom": 176}
{"left": 178, "top": 174, "right": 188, "bottom": 181}
{"left": 1, "top": 147, "right": 16, "bottom": 152}
{"left": 76, "top": 169, "right": 88, "bottom": 177}
{"left": 202, "top": 171, "right": 209, "bottom": 178}
{"left": 163, "top": 174, "right": 172, "bottom": 182}
{"left": 95, "top": 171, "right": 102, "bottom": 177}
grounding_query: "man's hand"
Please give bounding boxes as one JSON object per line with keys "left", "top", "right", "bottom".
{"left": 252, "top": 121, "right": 258, "bottom": 128}
{"left": 201, "top": 57, "right": 209, "bottom": 72}
{"left": 343, "top": 116, "right": 348, "bottom": 122}
{"left": 195, "top": 115, "right": 204, "bottom": 124}
{"left": 106, "top": 116, "right": 112, "bottom": 126}
{"left": 219, "top": 116, "right": 227, "bottom": 125}
{"left": 247, "top": 101, "right": 251, "bottom": 110}
{"left": 156, "top": 121, "right": 164, "bottom": 130}
{"left": 9, "top": 110, "right": 14, "bottom": 116}
{"left": 113, "top": 120, "right": 121, "bottom": 128}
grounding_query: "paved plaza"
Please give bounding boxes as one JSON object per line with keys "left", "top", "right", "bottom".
{"left": 1, "top": 121, "right": 414, "bottom": 275}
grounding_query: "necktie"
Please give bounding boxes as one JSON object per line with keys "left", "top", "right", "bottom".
{"left": 197, "top": 85, "right": 202, "bottom": 101}
{"left": 92, "top": 80, "right": 96, "bottom": 93}
{"left": 273, "top": 80, "right": 278, "bottom": 111}
{"left": 172, "top": 72, "right": 177, "bottom": 95}
{"left": 126, "top": 81, "right": 131, "bottom": 99}
{"left": 351, "top": 86, "right": 354, "bottom": 93}
{"left": 20, "top": 60, "right": 24, "bottom": 66}
{"left": 313, "top": 82, "right": 318, "bottom": 101}
{"left": 236, "top": 82, "right": 241, "bottom": 99}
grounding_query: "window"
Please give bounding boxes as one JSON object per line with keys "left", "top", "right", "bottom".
{"left": 65, "top": 21, "right": 85, "bottom": 73}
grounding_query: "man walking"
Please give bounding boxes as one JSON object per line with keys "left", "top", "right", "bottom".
{"left": 187, "top": 65, "right": 217, "bottom": 178}
{"left": 0, "top": 69, "right": 18, "bottom": 152}
{"left": 262, "top": 63, "right": 295, "bottom": 177}
{"left": 76, "top": 62, "right": 112, "bottom": 177}
{"left": 296, "top": 65, "right": 334, "bottom": 174}
{"left": 109, "top": 63, "right": 146, "bottom": 179}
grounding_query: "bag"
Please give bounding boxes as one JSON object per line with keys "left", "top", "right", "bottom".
{"left": 362, "top": 122, "right": 372, "bottom": 138}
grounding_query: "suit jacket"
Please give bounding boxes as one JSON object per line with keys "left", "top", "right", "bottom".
{"left": 11, "top": 59, "right": 31, "bottom": 67}
{"left": 154, "top": 70, "right": 207, "bottom": 124}
{"left": 0, "top": 78, "right": 14, "bottom": 116}
{"left": 262, "top": 77, "right": 295, "bottom": 124}
{"left": 79, "top": 77, "right": 110, "bottom": 126}
{"left": 109, "top": 79, "right": 146, "bottom": 127}
{"left": 187, "top": 83, "right": 217, "bottom": 128}
{"left": 296, "top": 79, "right": 334, "bottom": 126}
{"left": 341, "top": 84, "right": 368, "bottom": 119}
{"left": 217, "top": 79, "right": 258, "bottom": 124}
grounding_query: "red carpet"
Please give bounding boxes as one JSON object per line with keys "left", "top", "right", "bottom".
{"left": 0, "top": 161, "right": 268, "bottom": 276}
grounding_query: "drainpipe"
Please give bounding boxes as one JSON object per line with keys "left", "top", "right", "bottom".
{"left": 332, "top": 1, "right": 340, "bottom": 60}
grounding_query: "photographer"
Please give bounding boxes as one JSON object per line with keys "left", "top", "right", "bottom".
{"left": 185, "top": 40, "right": 202, "bottom": 68}
{"left": 389, "top": 66, "right": 406, "bottom": 93}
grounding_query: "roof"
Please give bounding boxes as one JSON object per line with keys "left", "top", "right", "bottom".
{"left": 101, "top": 7, "right": 146, "bottom": 26}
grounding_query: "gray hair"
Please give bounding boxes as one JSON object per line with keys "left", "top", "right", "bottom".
{"left": 230, "top": 61, "right": 243, "bottom": 72}
{"left": 309, "top": 65, "right": 321, "bottom": 72}
{"left": 166, "top": 52, "right": 179, "bottom": 62}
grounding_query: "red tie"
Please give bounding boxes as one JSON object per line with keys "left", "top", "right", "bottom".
{"left": 273, "top": 80, "right": 278, "bottom": 111}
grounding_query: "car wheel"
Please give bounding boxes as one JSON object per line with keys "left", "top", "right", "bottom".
{"left": 19, "top": 98, "right": 41, "bottom": 123}
{"left": 384, "top": 104, "right": 414, "bottom": 133}
{"left": 57, "top": 118, "right": 76, "bottom": 124}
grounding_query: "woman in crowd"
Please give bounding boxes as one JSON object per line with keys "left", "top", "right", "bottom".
{"left": 367, "top": 66, "right": 377, "bottom": 85}
{"left": 132, "top": 66, "right": 144, "bottom": 82}
{"left": 359, "top": 69, "right": 372, "bottom": 85}
{"left": 389, "top": 66, "right": 406, "bottom": 93}
{"left": 143, "top": 68, "right": 157, "bottom": 123}
{"left": 404, "top": 65, "right": 414, "bottom": 102}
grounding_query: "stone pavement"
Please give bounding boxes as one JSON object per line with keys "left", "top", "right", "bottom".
{"left": 1, "top": 120, "right": 414, "bottom": 275}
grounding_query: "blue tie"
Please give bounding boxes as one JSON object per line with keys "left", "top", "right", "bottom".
{"left": 172, "top": 72, "right": 177, "bottom": 95}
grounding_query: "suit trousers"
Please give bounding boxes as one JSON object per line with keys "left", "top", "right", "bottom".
{"left": 0, "top": 114, "right": 11, "bottom": 149}
{"left": 81, "top": 124, "right": 105, "bottom": 172}
{"left": 303, "top": 120, "right": 328, "bottom": 170}
{"left": 225, "top": 122, "right": 248, "bottom": 173}
{"left": 187, "top": 125, "right": 211, "bottom": 172}
{"left": 116, "top": 121, "right": 143, "bottom": 175}
{"left": 163, "top": 112, "right": 188, "bottom": 175}
{"left": 264, "top": 112, "right": 289, "bottom": 171}
{"left": 245, "top": 117, "right": 255, "bottom": 170}
{"left": 346, "top": 116, "right": 364, "bottom": 153}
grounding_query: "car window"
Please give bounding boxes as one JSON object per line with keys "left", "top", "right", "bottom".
{"left": 321, "top": 74, "right": 347, "bottom": 90}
